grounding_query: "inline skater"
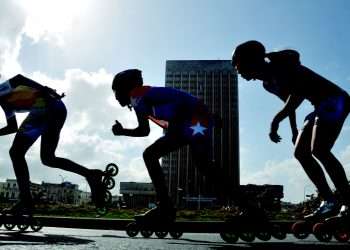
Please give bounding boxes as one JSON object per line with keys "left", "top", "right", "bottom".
{"left": 111, "top": 69, "right": 218, "bottom": 223}
{"left": 231, "top": 40, "right": 350, "bottom": 219}
{"left": 0, "top": 74, "right": 108, "bottom": 215}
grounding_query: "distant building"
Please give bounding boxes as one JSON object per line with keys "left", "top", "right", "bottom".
{"left": 41, "top": 181, "right": 89, "bottom": 205}
{"left": 0, "top": 179, "right": 19, "bottom": 201}
{"left": 120, "top": 182, "right": 156, "bottom": 208}
{"left": 162, "top": 60, "right": 239, "bottom": 205}
{"left": 0, "top": 179, "right": 90, "bottom": 205}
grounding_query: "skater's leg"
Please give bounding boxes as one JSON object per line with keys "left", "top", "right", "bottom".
{"left": 40, "top": 102, "right": 90, "bottom": 177}
{"left": 9, "top": 134, "right": 37, "bottom": 210}
{"left": 294, "top": 118, "right": 334, "bottom": 201}
{"left": 40, "top": 101, "right": 106, "bottom": 208}
{"left": 311, "top": 116, "right": 350, "bottom": 205}
{"left": 143, "top": 135, "right": 186, "bottom": 209}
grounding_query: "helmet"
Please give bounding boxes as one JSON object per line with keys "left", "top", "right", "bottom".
{"left": 231, "top": 40, "right": 266, "bottom": 67}
{"left": 112, "top": 69, "right": 143, "bottom": 107}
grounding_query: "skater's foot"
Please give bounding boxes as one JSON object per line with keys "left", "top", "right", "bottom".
{"left": 135, "top": 205, "right": 176, "bottom": 223}
{"left": 86, "top": 169, "right": 107, "bottom": 210}
{"left": 2, "top": 200, "right": 33, "bottom": 215}
{"left": 304, "top": 199, "right": 337, "bottom": 219}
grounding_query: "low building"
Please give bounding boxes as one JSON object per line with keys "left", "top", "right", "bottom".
{"left": 0, "top": 179, "right": 91, "bottom": 205}
{"left": 0, "top": 179, "right": 19, "bottom": 201}
{"left": 41, "top": 181, "right": 86, "bottom": 205}
{"left": 120, "top": 182, "right": 156, "bottom": 208}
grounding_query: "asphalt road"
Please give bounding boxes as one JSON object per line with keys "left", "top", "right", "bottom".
{"left": 0, "top": 227, "right": 349, "bottom": 250}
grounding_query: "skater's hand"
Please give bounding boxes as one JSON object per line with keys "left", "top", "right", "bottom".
{"left": 269, "top": 131, "right": 281, "bottom": 143}
{"left": 269, "top": 120, "right": 281, "bottom": 143}
{"left": 112, "top": 120, "right": 123, "bottom": 135}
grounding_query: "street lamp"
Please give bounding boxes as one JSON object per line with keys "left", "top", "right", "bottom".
{"left": 59, "top": 174, "right": 66, "bottom": 183}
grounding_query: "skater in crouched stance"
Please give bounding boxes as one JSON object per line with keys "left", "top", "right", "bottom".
{"left": 0, "top": 74, "right": 108, "bottom": 214}
{"left": 112, "top": 69, "right": 217, "bottom": 222}
{"left": 232, "top": 41, "right": 350, "bottom": 219}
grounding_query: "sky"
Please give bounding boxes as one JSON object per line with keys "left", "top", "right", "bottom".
{"left": 0, "top": 0, "right": 349, "bottom": 203}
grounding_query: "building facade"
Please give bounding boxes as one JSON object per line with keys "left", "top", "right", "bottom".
{"left": 162, "top": 60, "right": 239, "bottom": 205}
{"left": 41, "top": 181, "right": 84, "bottom": 205}
{"left": 0, "top": 179, "right": 90, "bottom": 205}
{"left": 0, "top": 179, "right": 19, "bottom": 201}
{"left": 120, "top": 182, "right": 156, "bottom": 208}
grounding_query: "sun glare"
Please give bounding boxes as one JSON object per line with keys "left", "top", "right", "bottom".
{"left": 19, "top": 0, "right": 92, "bottom": 46}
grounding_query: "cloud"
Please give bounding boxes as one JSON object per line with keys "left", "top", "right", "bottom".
{"left": 0, "top": 0, "right": 93, "bottom": 77}
{"left": 0, "top": 0, "right": 25, "bottom": 76}
{"left": 241, "top": 158, "right": 314, "bottom": 203}
{"left": 241, "top": 144, "right": 350, "bottom": 203}
{"left": 19, "top": 0, "right": 93, "bottom": 47}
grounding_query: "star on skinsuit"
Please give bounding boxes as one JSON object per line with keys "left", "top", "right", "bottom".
{"left": 190, "top": 122, "right": 207, "bottom": 136}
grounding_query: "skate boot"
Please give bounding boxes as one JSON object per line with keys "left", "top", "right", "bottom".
{"left": 322, "top": 205, "right": 350, "bottom": 242}
{"left": 2, "top": 200, "right": 33, "bottom": 216}
{"left": 1, "top": 199, "right": 39, "bottom": 232}
{"left": 135, "top": 204, "right": 176, "bottom": 225}
{"left": 304, "top": 199, "right": 338, "bottom": 220}
{"left": 87, "top": 169, "right": 111, "bottom": 215}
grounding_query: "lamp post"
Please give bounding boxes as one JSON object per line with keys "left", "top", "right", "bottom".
{"left": 59, "top": 174, "right": 66, "bottom": 183}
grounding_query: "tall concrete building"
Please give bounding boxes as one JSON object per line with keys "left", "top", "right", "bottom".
{"left": 162, "top": 60, "right": 239, "bottom": 205}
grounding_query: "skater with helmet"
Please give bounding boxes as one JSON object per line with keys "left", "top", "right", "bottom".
{"left": 231, "top": 40, "right": 350, "bottom": 219}
{"left": 111, "top": 69, "right": 219, "bottom": 222}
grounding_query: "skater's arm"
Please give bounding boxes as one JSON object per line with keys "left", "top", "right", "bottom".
{"left": 112, "top": 112, "right": 150, "bottom": 137}
{"left": 0, "top": 115, "right": 18, "bottom": 135}
{"left": 9, "top": 74, "right": 44, "bottom": 89}
{"left": 269, "top": 94, "right": 303, "bottom": 143}
{"left": 9, "top": 74, "right": 64, "bottom": 99}
{"left": 288, "top": 111, "right": 298, "bottom": 144}
{"left": 279, "top": 95, "right": 299, "bottom": 144}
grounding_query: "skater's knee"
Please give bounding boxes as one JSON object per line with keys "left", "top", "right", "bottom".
{"left": 41, "top": 154, "right": 57, "bottom": 167}
{"left": 9, "top": 146, "right": 25, "bottom": 160}
{"left": 294, "top": 146, "right": 311, "bottom": 161}
{"left": 143, "top": 147, "right": 158, "bottom": 162}
{"left": 311, "top": 145, "right": 329, "bottom": 161}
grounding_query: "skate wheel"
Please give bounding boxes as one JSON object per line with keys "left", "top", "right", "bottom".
{"left": 104, "top": 190, "right": 112, "bottom": 203}
{"left": 140, "top": 230, "right": 153, "bottom": 238}
{"left": 126, "top": 222, "right": 139, "bottom": 237}
{"left": 313, "top": 223, "right": 332, "bottom": 242}
{"left": 256, "top": 232, "right": 271, "bottom": 241}
{"left": 106, "top": 163, "right": 119, "bottom": 176}
{"left": 169, "top": 231, "right": 183, "bottom": 239}
{"left": 30, "top": 220, "right": 43, "bottom": 232}
{"left": 334, "top": 228, "right": 350, "bottom": 242}
{"left": 155, "top": 231, "right": 168, "bottom": 239}
{"left": 239, "top": 232, "right": 255, "bottom": 242}
{"left": 220, "top": 232, "right": 239, "bottom": 243}
{"left": 17, "top": 223, "right": 29, "bottom": 232}
{"left": 271, "top": 225, "right": 287, "bottom": 240}
{"left": 103, "top": 177, "right": 115, "bottom": 190}
{"left": 291, "top": 221, "right": 310, "bottom": 239}
{"left": 4, "top": 223, "right": 15, "bottom": 230}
